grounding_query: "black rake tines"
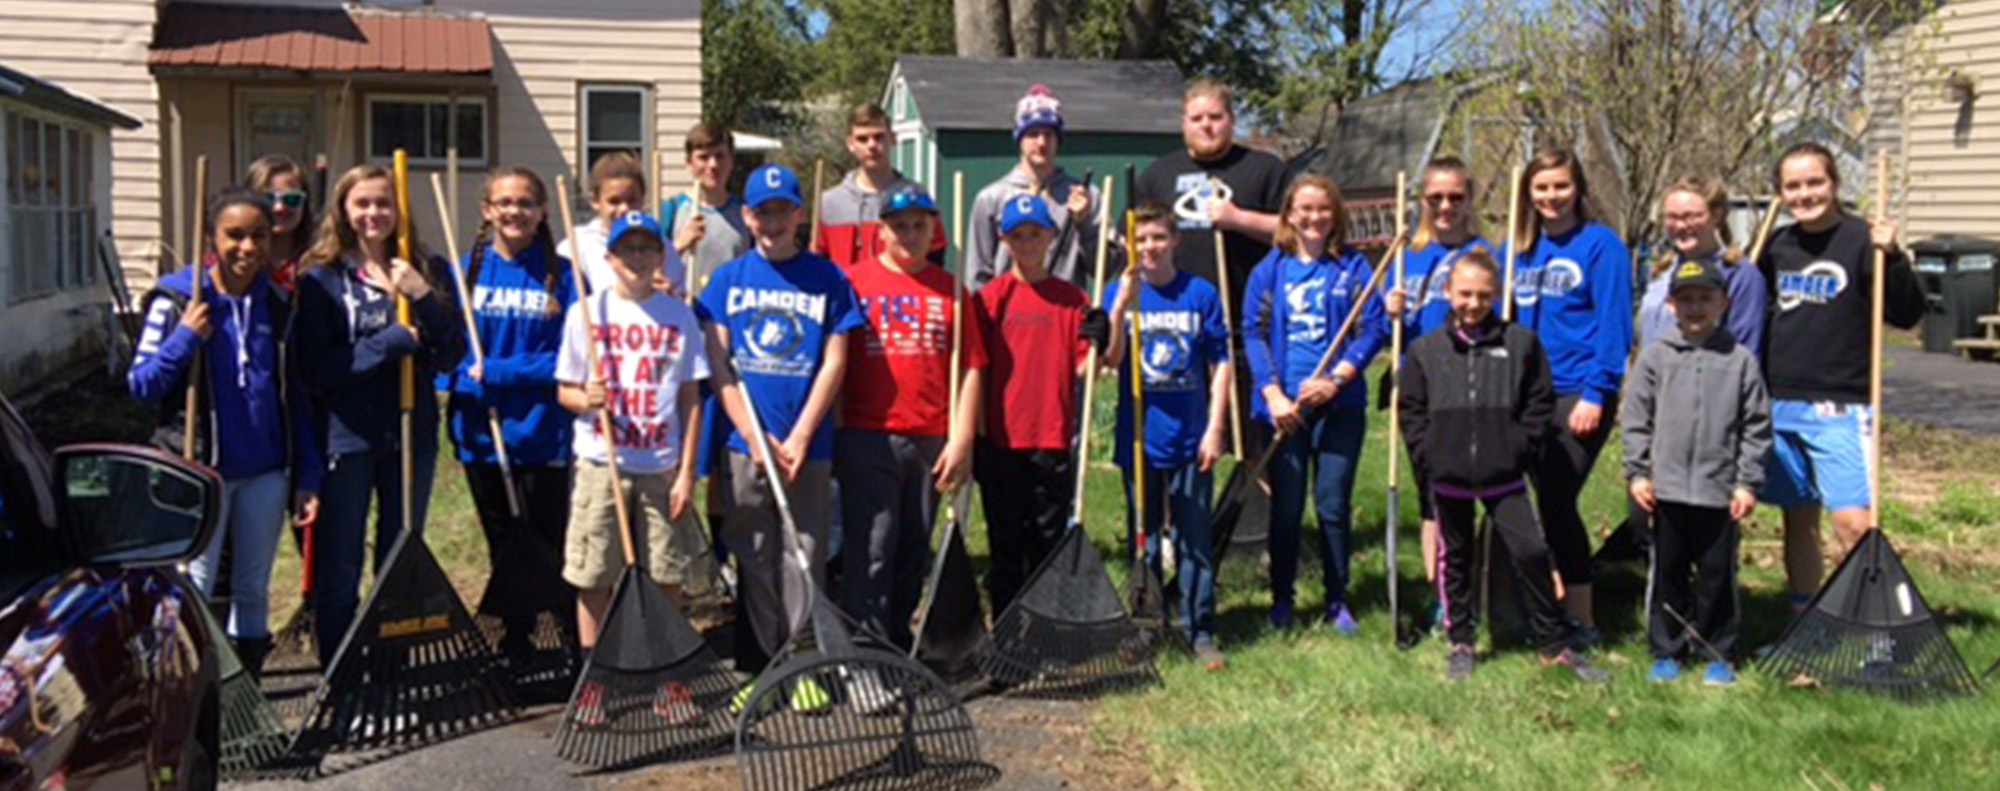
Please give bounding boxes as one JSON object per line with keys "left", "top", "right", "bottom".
{"left": 1757, "top": 530, "right": 1980, "bottom": 704}
{"left": 554, "top": 567, "right": 741, "bottom": 771}
{"left": 190, "top": 596, "right": 292, "bottom": 781}
{"left": 286, "top": 533, "right": 519, "bottom": 771}
{"left": 911, "top": 519, "right": 989, "bottom": 682}
{"left": 736, "top": 650, "right": 995, "bottom": 791}
{"left": 981, "top": 529, "right": 1162, "bottom": 699}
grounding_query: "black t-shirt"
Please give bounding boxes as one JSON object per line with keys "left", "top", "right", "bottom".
{"left": 1760, "top": 213, "right": 1924, "bottom": 404}
{"left": 1135, "top": 145, "right": 1291, "bottom": 311}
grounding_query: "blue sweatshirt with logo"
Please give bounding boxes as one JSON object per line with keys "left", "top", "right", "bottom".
{"left": 1401, "top": 236, "right": 1491, "bottom": 339}
{"left": 439, "top": 241, "right": 578, "bottom": 467}
{"left": 1107, "top": 271, "right": 1231, "bottom": 468}
{"left": 1509, "top": 221, "right": 1633, "bottom": 404}
{"left": 294, "top": 256, "right": 467, "bottom": 456}
{"left": 1242, "top": 246, "right": 1387, "bottom": 422}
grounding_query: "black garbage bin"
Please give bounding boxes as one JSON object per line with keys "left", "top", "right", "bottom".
{"left": 1910, "top": 236, "right": 2000, "bottom": 354}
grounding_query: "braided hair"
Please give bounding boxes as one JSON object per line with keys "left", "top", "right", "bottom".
{"left": 470, "top": 166, "right": 565, "bottom": 317}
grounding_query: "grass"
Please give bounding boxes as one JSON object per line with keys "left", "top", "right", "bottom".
{"left": 33, "top": 362, "right": 2000, "bottom": 790}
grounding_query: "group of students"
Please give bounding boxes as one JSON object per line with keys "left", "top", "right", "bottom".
{"left": 127, "top": 75, "right": 1921, "bottom": 707}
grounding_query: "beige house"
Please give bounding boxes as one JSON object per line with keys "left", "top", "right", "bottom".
{"left": 1864, "top": 0, "right": 2000, "bottom": 240}
{"left": 0, "top": 0, "right": 702, "bottom": 298}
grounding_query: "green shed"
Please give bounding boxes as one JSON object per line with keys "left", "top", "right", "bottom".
{"left": 881, "top": 55, "right": 1188, "bottom": 261}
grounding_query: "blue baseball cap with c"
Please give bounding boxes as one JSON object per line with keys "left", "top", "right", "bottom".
{"left": 745, "top": 164, "right": 804, "bottom": 209}
{"left": 1000, "top": 194, "right": 1055, "bottom": 234}
{"left": 607, "top": 211, "right": 666, "bottom": 250}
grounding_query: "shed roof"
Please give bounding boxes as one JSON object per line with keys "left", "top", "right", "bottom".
{"left": 1314, "top": 78, "right": 1447, "bottom": 192}
{"left": 150, "top": 3, "right": 493, "bottom": 75}
{"left": 890, "top": 56, "right": 1185, "bottom": 135}
{"left": 0, "top": 62, "right": 141, "bottom": 129}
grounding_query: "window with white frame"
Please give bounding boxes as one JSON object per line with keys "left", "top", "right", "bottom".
{"left": 6, "top": 109, "right": 98, "bottom": 304}
{"left": 366, "top": 95, "right": 487, "bottom": 165}
{"left": 580, "top": 84, "right": 649, "bottom": 174}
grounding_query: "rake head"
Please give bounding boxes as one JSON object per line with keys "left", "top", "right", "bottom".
{"left": 287, "top": 532, "right": 519, "bottom": 772}
{"left": 189, "top": 589, "right": 293, "bottom": 780}
{"left": 474, "top": 536, "right": 581, "bottom": 706}
{"left": 737, "top": 602, "right": 993, "bottom": 791}
{"left": 554, "top": 566, "right": 741, "bottom": 770}
{"left": 981, "top": 528, "right": 1162, "bottom": 698}
{"left": 1211, "top": 465, "right": 1271, "bottom": 564}
{"left": 911, "top": 518, "right": 988, "bottom": 682}
{"left": 1757, "top": 530, "right": 1980, "bottom": 704}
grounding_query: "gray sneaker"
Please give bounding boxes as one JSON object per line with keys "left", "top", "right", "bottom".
{"left": 1446, "top": 644, "right": 1476, "bottom": 683}
{"left": 1544, "top": 647, "right": 1610, "bottom": 684}
{"left": 1193, "top": 638, "right": 1227, "bottom": 671}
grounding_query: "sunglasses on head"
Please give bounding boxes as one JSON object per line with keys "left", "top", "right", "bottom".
{"left": 266, "top": 189, "right": 309, "bottom": 210}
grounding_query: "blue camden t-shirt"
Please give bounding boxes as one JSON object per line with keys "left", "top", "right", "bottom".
{"left": 1401, "top": 236, "right": 1491, "bottom": 339}
{"left": 696, "top": 249, "right": 863, "bottom": 461}
{"left": 1509, "top": 221, "right": 1634, "bottom": 404}
{"left": 1107, "top": 271, "right": 1230, "bottom": 468}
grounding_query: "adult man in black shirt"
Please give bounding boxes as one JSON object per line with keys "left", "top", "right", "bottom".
{"left": 1136, "top": 78, "right": 1291, "bottom": 457}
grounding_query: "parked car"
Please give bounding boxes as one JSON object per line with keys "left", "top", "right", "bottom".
{"left": 0, "top": 394, "right": 223, "bottom": 790}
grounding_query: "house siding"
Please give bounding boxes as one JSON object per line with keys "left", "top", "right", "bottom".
{"left": 1869, "top": 0, "right": 2000, "bottom": 241}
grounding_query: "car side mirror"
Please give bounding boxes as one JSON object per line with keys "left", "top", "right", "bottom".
{"left": 54, "top": 444, "right": 222, "bottom": 568}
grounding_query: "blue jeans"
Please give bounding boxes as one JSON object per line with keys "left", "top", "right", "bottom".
{"left": 188, "top": 470, "right": 290, "bottom": 640}
{"left": 313, "top": 444, "right": 437, "bottom": 666}
{"left": 1121, "top": 461, "right": 1217, "bottom": 643}
{"left": 1268, "top": 405, "right": 1366, "bottom": 612}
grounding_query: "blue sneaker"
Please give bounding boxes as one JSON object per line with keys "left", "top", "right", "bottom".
{"left": 1270, "top": 601, "right": 1295, "bottom": 630}
{"left": 1326, "top": 604, "right": 1359, "bottom": 635}
{"left": 1649, "top": 658, "right": 1681, "bottom": 683}
{"left": 1703, "top": 662, "right": 1737, "bottom": 687}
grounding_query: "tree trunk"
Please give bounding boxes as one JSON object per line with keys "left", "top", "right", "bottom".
{"left": 1119, "top": 0, "right": 1168, "bottom": 59}
{"left": 1010, "top": 0, "right": 1061, "bottom": 58}
{"left": 956, "top": 0, "right": 1013, "bottom": 57}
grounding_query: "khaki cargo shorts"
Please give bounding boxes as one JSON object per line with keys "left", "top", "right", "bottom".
{"left": 563, "top": 461, "right": 719, "bottom": 601}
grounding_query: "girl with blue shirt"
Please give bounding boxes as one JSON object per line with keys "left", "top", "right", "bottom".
{"left": 129, "top": 190, "right": 323, "bottom": 674}
{"left": 443, "top": 166, "right": 579, "bottom": 668}
{"left": 1507, "top": 149, "right": 1634, "bottom": 642}
{"left": 1242, "top": 175, "right": 1388, "bottom": 633}
{"left": 1104, "top": 203, "right": 1233, "bottom": 668}
{"left": 294, "top": 164, "right": 467, "bottom": 665}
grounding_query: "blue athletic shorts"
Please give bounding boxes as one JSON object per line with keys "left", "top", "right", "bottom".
{"left": 1761, "top": 399, "right": 1874, "bottom": 511}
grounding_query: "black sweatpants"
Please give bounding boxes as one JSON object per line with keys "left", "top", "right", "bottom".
{"left": 1648, "top": 502, "right": 1740, "bottom": 661}
{"left": 1435, "top": 487, "right": 1566, "bottom": 655}
{"left": 464, "top": 463, "right": 575, "bottom": 654}
{"left": 977, "top": 441, "right": 1073, "bottom": 615}
{"left": 836, "top": 430, "right": 944, "bottom": 651}
{"left": 1533, "top": 394, "right": 1618, "bottom": 586}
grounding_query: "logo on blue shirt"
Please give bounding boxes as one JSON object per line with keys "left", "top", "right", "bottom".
{"left": 744, "top": 309, "right": 806, "bottom": 362}
{"left": 1776, "top": 261, "right": 1848, "bottom": 312}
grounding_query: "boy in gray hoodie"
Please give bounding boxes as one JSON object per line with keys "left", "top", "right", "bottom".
{"left": 1624, "top": 257, "right": 1771, "bottom": 687}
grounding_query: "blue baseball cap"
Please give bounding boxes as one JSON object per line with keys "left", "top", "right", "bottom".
{"left": 1000, "top": 194, "right": 1055, "bottom": 234}
{"left": 745, "top": 164, "right": 804, "bottom": 209}
{"left": 882, "top": 185, "right": 939, "bottom": 217}
{"left": 607, "top": 211, "right": 666, "bottom": 251}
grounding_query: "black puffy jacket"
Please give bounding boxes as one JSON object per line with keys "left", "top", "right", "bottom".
{"left": 1398, "top": 317, "right": 1555, "bottom": 490}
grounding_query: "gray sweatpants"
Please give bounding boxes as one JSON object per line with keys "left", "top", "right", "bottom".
{"left": 835, "top": 429, "right": 945, "bottom": 650}
{"left": 721, "top": 453, "right": 831, "bottom": 671}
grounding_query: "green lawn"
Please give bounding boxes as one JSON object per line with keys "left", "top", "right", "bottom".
{"left": 248, "top": 365, "right": 2000, "bottom": 791}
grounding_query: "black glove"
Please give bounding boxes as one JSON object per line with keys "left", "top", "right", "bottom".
{"left": 1080, "top": 307, "right": 1111, "bottom": 353}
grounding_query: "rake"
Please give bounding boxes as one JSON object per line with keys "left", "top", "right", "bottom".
{"left": 1206, "top": 176, "right": 1273, "bottom": 559}
{"left": 258, "top": 520, "right": 321, "bottom": 725}
{"left": 1122, "top": 208, "right": 1171, "bottom": 644}
{"left": 980, "top": 194, "right": 1161, "bottom": 700}
{"left": 911, "top": 171, "right": 989, "bottom": 682}
{"left": 730, "top": 368, "right": 991, "bottom": 791}
{"left": 190, "top": 578, "right": 292, "bottom": 780}
{"left": 1756, "top": 153, "right": 1979, "bottom": 704}
{"left": 548, "top": 173, "right": 741, "bottom": 770}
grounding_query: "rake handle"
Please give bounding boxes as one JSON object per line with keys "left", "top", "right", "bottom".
{"left": 431, "top": 173, "right": 522, "bottom": 520}
{"left": 1210, "top": 177, "right": 1245, "bottom": 461}
{"left": 1070, "top": 176, "right": 1117, "bottom": 521}
{"left": 183, "top": 155, "right": 208, "bottom": 463}
{"left": 393, "top": 151, "right": 417, "bottom": 537}
{"left": 556, "top": 175, "right": 640, "bottom": 569}
{"left": 1503, "top": 165, "right": 1523, "bottom": 322}
{"left": 1127, "top": 209, "right": 1148, "bottom": 562}
{"left": 1869, "top": 151, "right": 1888, "bottom": 532}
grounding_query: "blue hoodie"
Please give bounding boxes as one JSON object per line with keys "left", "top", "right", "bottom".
{"left": 1510, "top": 222, "right": 1633, "bottom": 404}
{"left": 1401, "top": 236, "right": 1491, "bottom": 339}
{"left": 438, "top": 240, "right": 578, "bottom": 467}
{"left": 293, "top": 256, "right": 467, "bottom": 456}
{"left": 128, "top": 265, "right": 323, "bottom": 492}
{"left": 1242, "top": 246, "right": 1387, "bottom": 424}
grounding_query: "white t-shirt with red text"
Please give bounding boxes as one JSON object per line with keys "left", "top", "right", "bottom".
{"left": 556, "top": 289, "right": 710, "bottom": 474}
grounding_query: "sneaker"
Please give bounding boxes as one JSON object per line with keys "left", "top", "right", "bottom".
{"left": 1566, "top": 620, "right": 1603, "bottom": 651}
{"left": 1703, "top": 662, "right": 1738, "bottom": 687}
{"left": 1326, "top": 604, "right": 1359, "bottom": 635}
{"left": 653, "top": 681, "right": 701, "bottom": 725}
{"left": 1270, "top": 601, "right": 1296, "bottom": 631}
{"left": 845, "top": 668, "right": 896, "bottom": 715}
{"left": 730, "top": 682, "right": 756, "bottom": 715}
{"left": 573, "top": 682, "right": 609, "bottom": 728}
{"left": 1544, "top": 648, "right": 1611, "bottom": 684}
{"left": 1193, "top": 637, "right": 1227, "bottom": 672}
{"left": 1649, "top": 658, "right": 1681, "bottom": 684}
{"left": 1446, "top": 644, "right": 1476, "bottom": 683}
{"left": 789, "top": 677, "right": 831, "bottom": 714}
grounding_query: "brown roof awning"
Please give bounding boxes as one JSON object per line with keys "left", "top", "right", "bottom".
{"left": 150, "top": 3, "right": 492, "bottom": 75}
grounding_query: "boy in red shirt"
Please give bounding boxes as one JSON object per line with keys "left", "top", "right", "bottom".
{"left": 976, "top": 194, "right": 1108, "bottom": 612}
{"left": 837, "top": 185, "right": 985, "bottom": 649}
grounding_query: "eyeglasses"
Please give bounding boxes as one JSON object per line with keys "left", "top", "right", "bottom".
{"left": 1663, "top": 212, "right": 1711, "bottom": 224}
{"left": 266, "top": 189, "right": 308, "bottom": 210}
{"left": 1424, "top": 192, "right": 1467, "bottom": 207}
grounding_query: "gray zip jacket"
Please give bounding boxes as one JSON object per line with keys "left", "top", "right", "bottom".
{"left": 1623, "top": 327, "right": 1772, "bottom": 509}
{"left": 966, "top": 165, "right": 1102, "bottom": 292}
